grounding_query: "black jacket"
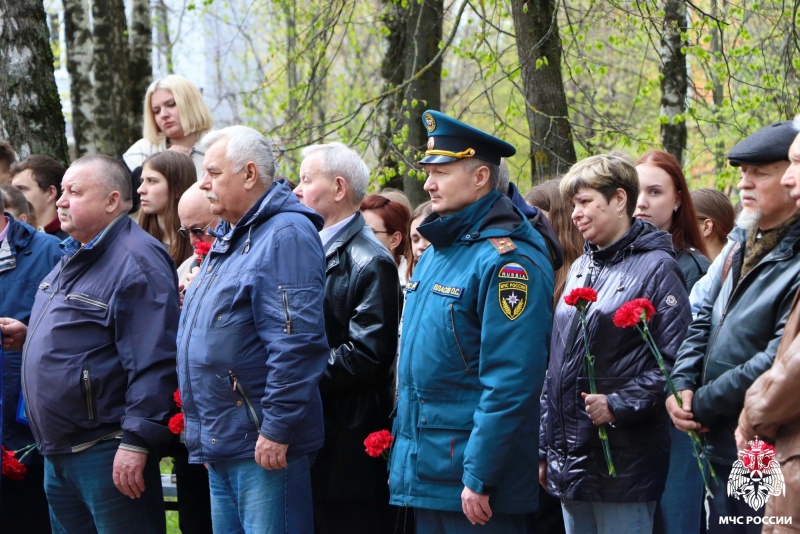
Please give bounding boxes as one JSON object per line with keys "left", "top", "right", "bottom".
{"left": 672, "top": 221, "right": 800, "bottom": 464}
{"left": 540, "top": 219, "right": 692, "bottom": 502}
{"left": 310, "top": 212, "right": 401, "bottom": 502}
{"left": 677, "top": 248, "right": 710, "bottom": 292}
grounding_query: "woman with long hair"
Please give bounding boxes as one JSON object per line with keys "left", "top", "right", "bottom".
{"left": 540, "top": 154, "right": 691, "bottom": 534}
{"left": 634, "top": 150, "right": 710, "bottom": 534}
{"left": 137, "top": 151, "right": 197, "bottom": 267}
{"left": 123, "top": 75, "right": 213, "bottom": 213}
{"left": 404, "top": 201, "right": 433, "bottom": 282}
{"left": 691, "top": 188, "right": 735, "bottom": 261}
{"left": 526, "top": 178, "right": 584, "bottom": 305}
{"left": 361, "top": 194, "right": 411, "bottom": 284}
{"left": 634, "top": 150, "right": 710, "bottom": 291}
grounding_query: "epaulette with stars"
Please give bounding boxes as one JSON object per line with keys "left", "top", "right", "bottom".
{"left": 489, "top": 237, "right": 517, "bottom": 255}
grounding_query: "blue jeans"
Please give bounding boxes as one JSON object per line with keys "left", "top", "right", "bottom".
{"left": 208, "top": 452, "right": 313, "bottom": 534}
{"left": 44, "top": 439, "right": 166, "bottom": 534}
{"left": 561, "top": 500, "right": 656, "bottom": 534}
{"left": 660, "top": 427, "right": 703, "bottom": 533}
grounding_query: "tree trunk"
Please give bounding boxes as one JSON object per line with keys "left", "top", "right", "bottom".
{"left": 64, "top": 0, "right": 94, "bottom": 156}
{"left": 129, "top": 0, "right": 152, "bottom": 141}
{"left": 0, "top": 0, "right": 69, "bottom": 164}
{"left": 659, "top": 0, "right": 688, "bottom": 164}
{"left": 91, "top": 0, "right": 135, "bottom": 158}
{"left": 378, "top": 0, "right": 408, "bottom": 191}
{"left": 400, "top": 0, "right": 443, "bottom": 207}
{"left": 511, "top": 0, "right": 576, "bottom": 184}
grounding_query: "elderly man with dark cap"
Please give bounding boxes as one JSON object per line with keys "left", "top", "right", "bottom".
{"left": 387, "top": 111, "right": 554, "bottom": 533}
{"left": 669, "top": 120, "right": 800, "bottom": 533}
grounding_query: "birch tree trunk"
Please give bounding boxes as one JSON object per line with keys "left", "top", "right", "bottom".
{"left": 659, "top": 0, "right": 688, "bottom": 164}
{"left": 0, "top": 0, "right": 69, "bottom": 164}
{"left": 511, "top": 0, "right": 576, "bottom": 184}
{"left": 64, "top": 0, "right": 95, "bottom": 156}
{"left": 129, "top": 0, "right": 152, "bottom": 139}
{"left": 91, "top": 0, "right": 135, "bottom": 158}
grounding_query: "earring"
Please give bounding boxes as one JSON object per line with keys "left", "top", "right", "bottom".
{"left": 618, "top": 212, "right": 623, "bottom": 219}
{"left": 673, "top": 206, "right": 678, "bottom": 212}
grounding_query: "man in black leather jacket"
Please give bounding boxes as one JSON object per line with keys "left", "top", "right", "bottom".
{"left": 294, "top": 142, "right": 401, "bottom": 534}
{"left": 670, "top": 120, "right": 800, "bottom": 533}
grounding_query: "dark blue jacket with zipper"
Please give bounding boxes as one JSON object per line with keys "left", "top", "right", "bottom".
{"left": 177, "top": 180, "right": 329, "bottom": 463}
{"left": 22, "top": 215, "right": 179, "bottom": 455}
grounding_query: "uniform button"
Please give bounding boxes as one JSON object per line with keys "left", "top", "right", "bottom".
{"left": 236, "top": 400, "right": 243, "bottom": 407}
{"left": 421, "top": 418, "right": 427, "bottom": 425}
{"left": 217, "top": 316, "right": 222, "bottom": 321}
{"left": 211, "top": 438, "right": 216, "bottom": 444}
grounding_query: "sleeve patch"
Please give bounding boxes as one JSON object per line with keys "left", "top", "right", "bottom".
{"left": 489, "top": 237, "right": 517, "bottom": 255}
{"left": 499, "top": 281, "right": 527, "bottom": 320}
{"left": 499, "top": 262, "right": 528, "bottom": 280}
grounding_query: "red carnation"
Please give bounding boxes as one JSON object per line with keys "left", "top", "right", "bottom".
{"left": 364, "top": 430, "right": 394, "bottom": 459}
{"left": 564, "top": 287, "right": 598, "bottom": 311}
{"left": 1, "top": 446, "right": 27, "bottom": 481}
{"left": 173, "top": 388, "right": 182, "bottom": 409}
{"left": 195, "top": 241, "right": 212, "bottom": 265}
{"left": 168, "top": 413, "right": 185, "bottom": 435}
{"left": 613, "top": 298, "right": 656, "bottom": 328}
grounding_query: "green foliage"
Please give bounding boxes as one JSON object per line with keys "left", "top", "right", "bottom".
{"left": 154, "top": 0, "right": 800, "bottom": 193}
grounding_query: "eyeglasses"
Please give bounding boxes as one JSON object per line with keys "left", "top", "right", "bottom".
{"left": 179, "top": 218, "right": 219, "bottom": 239}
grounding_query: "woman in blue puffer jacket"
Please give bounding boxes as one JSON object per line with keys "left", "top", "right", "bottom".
{"left": 538, "top": 154, "right": 692, "bottom": 534}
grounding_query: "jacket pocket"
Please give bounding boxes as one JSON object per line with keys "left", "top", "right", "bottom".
{"left": 415, "top": 399, "right": 474, "bottom": 485}
{"left": 448, "top": 304, "right": 468, "bottom": 370}
{"left": 81, "top": 368, "right": 96, "bottom": 421}
{"left": 66, "top": 293, "right": 109, "bottom": 310}
{"left": 228, "top": 370, "right": 260, "bottom": 432}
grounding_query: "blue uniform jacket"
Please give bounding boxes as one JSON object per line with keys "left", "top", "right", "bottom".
{"left": 177, "top": 180, "right": 329, "bottom": 463}
{"left": 388, "top": 190, "right": 554, "bottom": 513}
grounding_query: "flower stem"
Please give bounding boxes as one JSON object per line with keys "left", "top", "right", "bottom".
{"left": 581, "top": 314, "right": 616, "bottom": 477}
{"left": 637, "top": 323, "right": 717, "bottom": 490}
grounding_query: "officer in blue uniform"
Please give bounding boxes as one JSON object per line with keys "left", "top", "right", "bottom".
{"left": 388, "top": 111, "right": 554, "bottom": 533}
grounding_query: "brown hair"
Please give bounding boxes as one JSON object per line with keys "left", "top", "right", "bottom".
{"left": 692, "top": 188, "right": 735, "bottom": 242}
{"left": 138, "top": 151, "right": 196, "bottom": 265}
{"left": 360, "top": 194, "right": 410, "bottom": 266}
{"left": 635, "top": 150, "right": 708, "bottom": 257}
{"left": 10, "top": 155, "right": 66, "bottom": 192}
{"left": 0, "top": 184, "right": 35, "bottom": 227}
{"left": 405, "top": 200, "right": 433, "bottom": 280}
{"left": 526, "top": 179, "right": 584, "bottom": 305}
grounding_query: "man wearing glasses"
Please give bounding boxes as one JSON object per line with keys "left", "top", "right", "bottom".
{"left": 176, "top": 182, "right": 218, "bottom": 291}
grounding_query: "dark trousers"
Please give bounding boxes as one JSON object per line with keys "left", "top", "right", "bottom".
{"left": 172, "top": 445, "right": 212, "bottom": 534}
{"left": 0, "top": 461, "right": 51, "bottom": 533}
{"left": 705, "top": 462, "right": 762, "bottom": 534}
{"left": 415, "top": 508, "right": 532, "bottom": 534}
{"left": 313, "top": 498, "right": 393, "bottom": 534}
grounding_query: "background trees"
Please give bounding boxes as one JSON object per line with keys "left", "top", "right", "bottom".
{"left": 3, "top": 0, "right": 800, "bottom": 199}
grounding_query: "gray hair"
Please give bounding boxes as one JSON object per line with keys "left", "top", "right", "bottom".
{"left": 495, "top": 159, "right": 510, "bottom": 194}
{"left": 202, "top": 126, "right": 276, "bottom": 187}
{"left": 72, "top": 155, "right": 133, "bottom": 212}
{"left": 458, "top": 158, "right": 500, "bottom": 190}
{"left": 300, "top": 142, "right": 369, "bottom": 203}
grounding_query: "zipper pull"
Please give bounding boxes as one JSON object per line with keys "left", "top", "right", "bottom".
{"left": 232, "top": 376, "right": 238, "bottom": 392}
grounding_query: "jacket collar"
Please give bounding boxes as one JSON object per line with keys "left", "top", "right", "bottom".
{"left": 418, "top": 189, "right": 501, "bottom": 248}
{"left": 325, "top": 211, "right": 365, "bottom": 258}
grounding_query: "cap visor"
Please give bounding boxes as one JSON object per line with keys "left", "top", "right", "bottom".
{"left": 419, "top": 154, "right": 459, "bottom": 164}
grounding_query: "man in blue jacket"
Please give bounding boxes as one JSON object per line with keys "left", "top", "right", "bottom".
{"left": 177, "top": 126, "right": 329, "bottom": 533}
{"left": 1, "top": 155, "right": 180, "bottom": 533}
{"left": 388, "top": 111, "right": 554, "bottom": 533}
{"left": 0, "top": 188, "right": 61, "bottom": 533}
